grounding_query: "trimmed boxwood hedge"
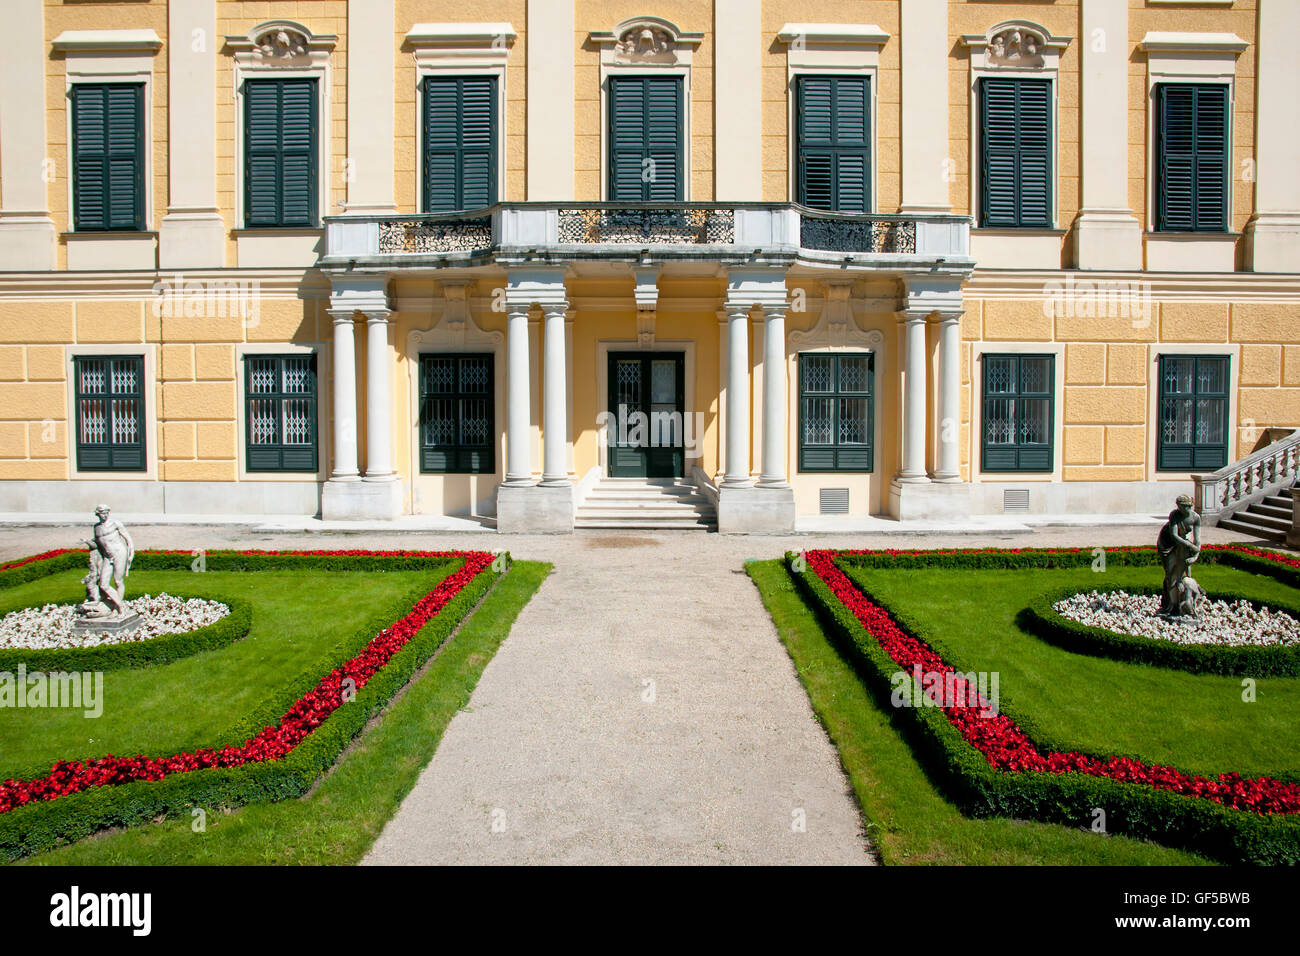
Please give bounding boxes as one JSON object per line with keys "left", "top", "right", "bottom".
{"left": 0, "top": 550, "right": 502, "bottom": 862}
{"left": 1022, "top": 586, "right": 1300, "bottom": 678}
{"left": 0, "top": 596, "right": 252, "bottom": 674}
{"left": 790, "top": 551, "right": 1300, "bottom": 865}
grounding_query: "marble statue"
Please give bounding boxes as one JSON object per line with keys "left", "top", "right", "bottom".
{"left": 74, "top": 505, "right": 137, "bottom": 630}
{"left": 1157, "top": 494, "right": 1203, "bottom": 618}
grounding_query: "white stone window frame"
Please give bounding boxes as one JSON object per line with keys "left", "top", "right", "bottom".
{"left": 590, "top": 17, "right": 703, "bottom": 202}
{"left": 226, "top": 20, "right": 337, "bottom": 232}
{"left": 404, "top": 23, "right": 516, "bottom": 211}
{"left": 235, "top": 342, "right": 330, "bottom": 483}
{"left": 54, "top": 30, "right": 163, "bottom": 263}
{"left": 969, "top": 340, "right": 1066, "bottom": 484}
{"left": 64, "top": 343, "right": 159, "bottom": 482}
{"left": 595, "top": 338, "right": 698, "bottom": 476}
{"left": 960, "top": 19, "right": 1071, "bottom": 267}
{"left": 776, "top": 24, "right": 890, "bottom": 213}
{"left": 1145, "top": 340, "right": 1241, "bottom": 483}
{"left": 1139, "top": 32, "right": 1246, "bottom": 246}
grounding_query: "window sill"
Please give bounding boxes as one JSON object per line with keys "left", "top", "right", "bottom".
{"left": 1144, "top": 232, "right": 1238, "bottom": 273}
{"left": 234, "top": 229, "right": 323, "bottom": 268}
{"left": 63, "top": 231, "right": 157, "bottom": 270}
{"left": 970, "top": 229, "right": 1063, "bottom": 270}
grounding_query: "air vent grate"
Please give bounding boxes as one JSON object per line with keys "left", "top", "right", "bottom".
{"left": 1003, "top": 489, "right": 1030, "bottom": 513}
{"left": 820, "top": 488, "right": 850, "bottom": 515}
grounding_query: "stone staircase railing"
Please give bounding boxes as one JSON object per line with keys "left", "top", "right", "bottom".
{"left": 1193, "top": 427, "right": 1300, "bottom": 525}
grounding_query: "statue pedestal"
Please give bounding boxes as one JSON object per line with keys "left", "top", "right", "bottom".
{"left": 72, "top": 612, "right": 142, "bottom": 637}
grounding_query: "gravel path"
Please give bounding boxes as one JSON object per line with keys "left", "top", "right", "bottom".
{"left": 0, "top": 521, "right": 1264, "bottom": 865}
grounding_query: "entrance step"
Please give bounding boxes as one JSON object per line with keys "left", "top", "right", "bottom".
{"left": 575, "top": 478, "right": 716, "bottom": 530}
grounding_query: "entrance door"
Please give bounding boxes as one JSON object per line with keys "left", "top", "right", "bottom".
{"left": 607, "top": 352, "right": 685, "bottom": 478}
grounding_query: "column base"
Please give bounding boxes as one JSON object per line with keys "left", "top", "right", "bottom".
{"left": 889, "top": 479, "right": 972, "bottom": 520}
{"left": 0, "top": 215, "right": 56, "bottom": 270}
{"left": 1244, "top": 213, "right": 1300, "bottom": 274}
{"left": 717, "top": 483, "right": 795, "bottom": 534}
{"left": 159, "top": 211, "right": 227, "bottom": 269}
{"left": 496, "top": 482, "right": 575, "bottom": 533}
{"left": 321, "top": 477, "right": 404, "bottom": 520}
{"left": 1072, "top": 210, "right": 1143, "bottom": 271}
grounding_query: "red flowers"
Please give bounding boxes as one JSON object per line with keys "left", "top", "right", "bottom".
{"left": 0, "top": 549, "right": 75, "bottom": 573}
{"left": 806, "top": 546, "right": 1300, "bottom": 816}
{"left": 0, "top": 549, "right": 495, "bottom": 814}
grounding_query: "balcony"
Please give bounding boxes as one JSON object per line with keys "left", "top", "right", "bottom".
{"left": 321, "top": 203, "right": 972, "bottom": 278}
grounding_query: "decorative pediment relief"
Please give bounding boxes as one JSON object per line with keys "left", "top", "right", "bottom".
{"left": 411, "top": 281, "right": 503, "bottom": 352}
{"left": 988, "top": 26, "right": 1045, "bottom": 67}
{"left": 226, "top": 20, "right": 337, "bottom": 67}
{"left": 255, "top": 25, "right": 309, "bottom": 60}
{"left": 961, "top": 20, "right": 1071, "bottom": 71}
{"left": 590, "top": 16, "right": 703, "bottom": 67}
{"left": 788, "top": 282, "right": 885, "bottom": 352}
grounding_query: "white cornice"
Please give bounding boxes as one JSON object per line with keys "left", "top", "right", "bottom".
{"left": 776, "top": 24, "right": 890, "bottom": 47}
{"left": 52, "top": 30, "right": 162, "bottom": 54}
{"left": 403, "top": 23, "right": 517, "bottom": 48}
{"left": 1138, "top": 32, "right": 1247, "bottom": 55}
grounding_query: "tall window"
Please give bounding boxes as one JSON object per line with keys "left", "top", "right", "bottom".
{"left": 422, "top": 75, "right": 497, "bottom": 212}
{"left": 419, "top": 354, "right": 495, "bottom": 474}
{"left": 1157, "top": 355, "right": 1229, "bottom": 471}
{"left": 978, "top": 77, "right": 1052, "bottom": 228}
{"left": 982, "top": 354, "right": 1054, "bottom": 472}
{"left": 244, "top": 355, "right": 318, "bottom": 472}
{"left": 798, "top": 353, "right": 873, "bottom": 472}
{"left": 795, "top": 75, "right": 870, "bottom": 213}
{"left": 244, "top": 78, "right": 318, "bottom": 227}
{"left": 74, "top": 355, "right": 145, "bottom": 471}
{"left": 71, "top": 84, "right": 145, "bottom": 231}
{"left": 1156, "top": 84, "right": 1229, "bottom": 232}
{"left": 608, "top": 75, "right": 683, "bottom": 201}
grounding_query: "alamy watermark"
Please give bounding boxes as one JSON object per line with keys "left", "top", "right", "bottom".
{"left": 890, "top": 664, "right": 1000, "bottom": 718}
{"left": 0, "top": 664, "right": 103, "bottom": 718}
{"left": 597, "top": 406, "right": 707, "bottom": 455}
{"left": 151, "top": 273, "right": 261, "bottom": 328}
{"left": 1041, "top": 276, "right": 1153, "bottom": 328}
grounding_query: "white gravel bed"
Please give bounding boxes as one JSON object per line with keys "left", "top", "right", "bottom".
{"left": 1053, "top": 590, "right": 1300, "bottom": 647}
{"left": 0, "top": 593, "right": 230, "bottom": 651}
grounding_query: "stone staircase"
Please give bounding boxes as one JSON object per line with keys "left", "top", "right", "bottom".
{"left": 574, "top": 477, "right": 717, "bottom": 530}
{"left": 1216, "top": 485, "right": 1294, "bottom": 543}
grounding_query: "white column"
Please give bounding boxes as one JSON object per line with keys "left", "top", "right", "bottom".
{"left": 723, "top": 304, "right": 752, "bottom": 487}
{"left": 1245, "top": 0, "right": 1300, "bottom": 273}
{"left": 899, "top": 0, "right": 951, "bottom": 212}
{"left": 716, "top": 311, "right": 728, "bottom": 480}
{"left": 933, "top": 314, "right": 962, "bottom": 482}
{"left": 526, "top": 0, "right": 575, "bottom": 199}
{"left": 363, "top": 312, "right": 395, "bottom": 481}
{"left": 541, "top": 303, "right": 570, "bottom": 485}
{"left": 750, "top": 311, "right": 764, "bottom": 478}
{"left": 329, "top": 311, "right": 360, "bottom": 480}
{"left": 344, "top": 0, "right": 396, "bottom": 213}
{"left": 505, "top": 306, "right": 533, "bottom": 483}
{"left": 160, "top": 0, "right": 225, "bottom": 268}
{"left": 0, "top": 0, "right": 56, "bottom": 269}
{"left": 897, "top": 312, "right": 930, "bottom": 482}
{"left": 759, "top": 306, "right": 789, "bottom": 487}
{"left": 714, "top": 0, "right": 762, "bottom": 200}
{"left": 1074, "top": 0, "right": 1142, "bottom": 269}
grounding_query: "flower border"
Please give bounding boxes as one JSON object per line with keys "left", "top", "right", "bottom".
{"left": 792, "top": 544, "right": 1300, "bottom": 863}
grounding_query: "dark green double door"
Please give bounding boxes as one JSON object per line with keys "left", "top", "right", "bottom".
{"left": 608, "top": 352, "right": 685, "bottom": 478}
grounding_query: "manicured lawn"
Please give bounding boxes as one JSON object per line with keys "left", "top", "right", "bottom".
{"left": 840, "top": 561, "right": 1300, "bottom": 778}
{"left": 0, "top": 566, "right": 454, "bottom": 781}
{"left": 15, "top": 561, "right": 549, "bottom": 865}
{"left": 747, "top": 559, "right": 1209, "bottom": 865}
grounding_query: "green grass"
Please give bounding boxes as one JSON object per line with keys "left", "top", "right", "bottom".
{"left": 16, "top": 560, "right": 549, "bottom": 865}
{"left": 840, "top": 562, "right": 1300, "bottom": 778}
{"left": 747, "top": 559, "right": 1209, "bottom": 865}
{"left": 0, "top": 566, "right": 454, "bottom": 780}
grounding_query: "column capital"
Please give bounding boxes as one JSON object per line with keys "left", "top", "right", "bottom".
{"left": 538, "top": 300, "right": 571, "bottom": 318}
{"left": 328, "top": 275, "right": 391, "bottom": 318}
{"left": 504, "top": 266, "right": 569, "bottom": 311}
{"left": 362, "top": 308, "right": 393, "bottom": 323}
{"left": 929, "top": 309, "right": 965, "bottom": 327}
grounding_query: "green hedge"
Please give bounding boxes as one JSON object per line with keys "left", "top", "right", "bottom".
{"left": 1021, "top": 586, "right": 1300, "bottom": 678}
{"left": 0, "top": 597, "right": 252, "bottom": 674}
{"left": 0, "top": 551, "right": 502, "bottom": 861}
{"left": 790, "top": 553, "right": 1300, "bottom": 865}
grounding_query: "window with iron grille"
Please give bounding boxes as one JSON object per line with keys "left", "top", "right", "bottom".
{"left": 419, "top": 354, "right": 495, "bottom": 474}
{"left": 1155, "top": 84, "right": 1229, "bottom": 232}
{"left": 244, "top": 354, "right": 318, "bottom": 472}
{"left": 74, "top": 355, "right": 146, "bottom": 471}
{"left": 978, "top": 77, "right": 1052, "bottom": 228}
{"left": 798, "top": 353, "right": 873, "bottom": 472}
{"left": 982, "top": 354, "right": 1054, "bottom": 472}
{"left": 1157, "top": 354, "right": 1229, "bottom": 471}
{"left": 795, "top": 75, "right": 870, "bottom": 213}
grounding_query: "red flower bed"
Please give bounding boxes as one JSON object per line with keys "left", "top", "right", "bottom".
{"left": 0, "top": 549, "right": 75, "bottom": 573}
{"left": 0, "top": 549, "right": 495, "bottom": 814}
{"left": 806, "top": 546, "right": 1300, "bottom": 816}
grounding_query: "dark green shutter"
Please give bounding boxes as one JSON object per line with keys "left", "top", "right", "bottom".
{"left": 1157, "top": 355, "right": 1228, "bottom": 471}
{"left": 979, "top": 78, "right": 1052, "bottom": 228}
{"left": 245, "top": 78, "right": 318, "bottom": 227}
{"left": 422, "top": 76, "right": 497, "bottom": 212}
{"left": 71, "top": 84, "right": 145, "bottom": 231}
{"left": 796, "top": 76, "right": 870, "bottom": 212}
{"left": 74, "top": 356, "right": 146, "bottom": 471}
{"left": 982, "top": 354, "right": 1054, "bottom": 472}
{"left": 419, "top": 354, "right": 495, "bottom": 474}
{"left": 1157, "top": 84, "right": 1228, "bottom": 232}
{"left": 608, "top": 76, "right": 682, "bottom": 201}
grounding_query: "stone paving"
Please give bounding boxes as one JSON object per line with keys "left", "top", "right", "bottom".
{"left": 0, "top": 521, "right": 1261, "bottom": 864}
